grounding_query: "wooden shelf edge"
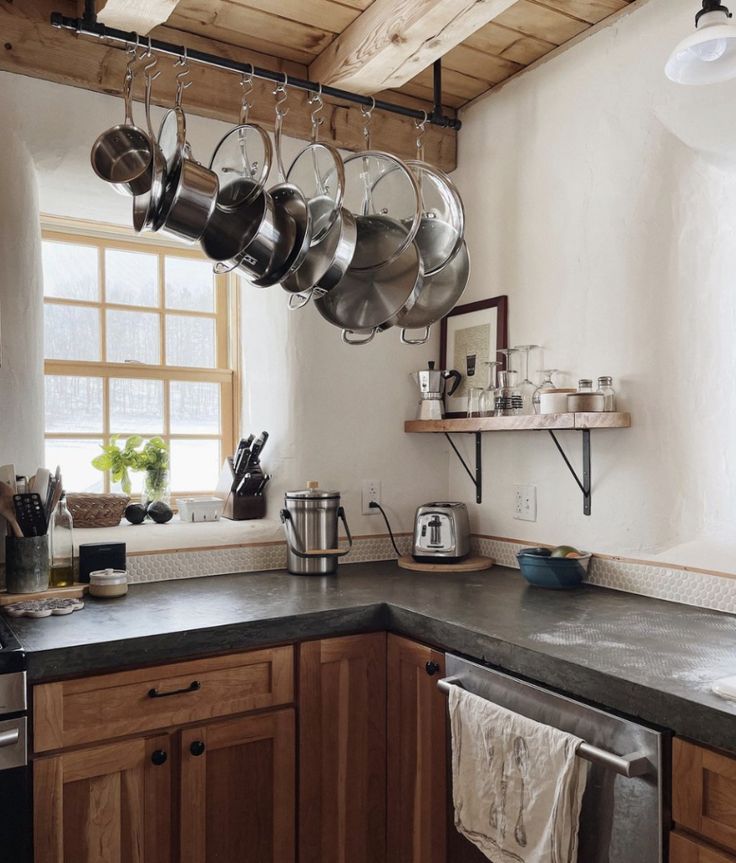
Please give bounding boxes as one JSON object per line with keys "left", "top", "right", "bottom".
{"left": 404, "top": 412, "right": 631, "bottom": 434}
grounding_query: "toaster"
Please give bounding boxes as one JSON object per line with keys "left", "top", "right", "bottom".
{"left": 412, "top": 502, "right": 470, "bottom": 562}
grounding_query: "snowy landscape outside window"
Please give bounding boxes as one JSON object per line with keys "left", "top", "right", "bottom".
{"left": 41, "top": 224, "right": 237, "bottom": 496}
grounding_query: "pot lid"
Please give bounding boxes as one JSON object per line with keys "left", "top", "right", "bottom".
{"left": 285, "top": 480, "right": 340, "bottom": 500}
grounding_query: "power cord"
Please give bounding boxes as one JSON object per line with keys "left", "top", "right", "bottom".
{"left": 369, "top": 501, "right": 402, "bottom": 557}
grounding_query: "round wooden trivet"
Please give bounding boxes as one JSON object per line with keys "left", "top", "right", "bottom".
{"left": 397, "top": 555, "right": 494, "bottom": 573}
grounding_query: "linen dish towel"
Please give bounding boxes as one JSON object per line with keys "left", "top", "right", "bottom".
{"left": 449, "top": 686, "right": 589, "bottom": 863}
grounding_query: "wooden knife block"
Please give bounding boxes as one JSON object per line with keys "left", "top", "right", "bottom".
{"left": 215, "top": 460, "right": 267, "bottom": 521}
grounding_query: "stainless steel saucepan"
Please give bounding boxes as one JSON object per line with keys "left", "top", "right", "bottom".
{"left": 133, "top": 59, "right": 167, "bottom": 233}
{"left": 91, "top": 59, "right": 153, "bottom": 197}
{"left": 158, "top": 143, "right": 219, "bottom": 243}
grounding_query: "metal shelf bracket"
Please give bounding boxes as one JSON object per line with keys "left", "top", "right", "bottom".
{"left": 444, "top": 432, "right": 482, "bottom": 504}
{"left": 548, "top": 429, "right": 591, "bottom": 516}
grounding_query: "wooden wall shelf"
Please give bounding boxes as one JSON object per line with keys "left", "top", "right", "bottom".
{"left": 404, "top": 412, "right": 631, "bottom": 515}
{"left": 404, "top": 412, "right": 631, "bottom": 434}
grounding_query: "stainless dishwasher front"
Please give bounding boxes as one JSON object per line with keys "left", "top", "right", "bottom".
{"left": 443, "top": 654, "right": 669, "bottom": 863}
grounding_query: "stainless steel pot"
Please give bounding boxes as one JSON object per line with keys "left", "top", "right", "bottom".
{"left": 159, "top": 145, "right": 219, "bottom": 243}
{"left": 251, "top": 183, "right": 311, "bottom": 288}
{"left": 280, "top": 484, "right": 353, "bottom": 575}
{"left": 133, "top": 71, "right": 167, "bottom": 234}
{"left": 314, "top": 215, "right": 423, "bottom": 345}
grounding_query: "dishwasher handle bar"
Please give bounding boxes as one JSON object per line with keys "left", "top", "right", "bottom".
{"left": 437, "top": 676, "right": 650, "bottom": 779}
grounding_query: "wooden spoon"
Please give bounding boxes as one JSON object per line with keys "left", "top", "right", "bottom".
{"left": 0, "top": 481, "right": 23, "bottom": 538}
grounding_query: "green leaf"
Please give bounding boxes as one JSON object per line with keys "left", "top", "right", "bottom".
{"left": 92, "top": 454, "right": 113, "bottom": 471}
{"left": 125, "top": 435, "right": 143, "bottom": 452}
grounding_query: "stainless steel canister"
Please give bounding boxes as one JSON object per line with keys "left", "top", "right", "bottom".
{"left": 280, "top": 483, "right": 352, "bottom": 575}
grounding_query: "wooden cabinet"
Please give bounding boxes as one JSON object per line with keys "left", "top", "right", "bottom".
{"left": 671, "top": 831, "right": 736, "bottom": 863}
{"left": 299, "top": 633, "right": 387, "bottom": 863}
{"left": 674, "top": 738, "right": 736, "bottom": 855}
{"left": 386, "top": 634, "right": 447, "bottom": 863}
{"left": 34, "top": 734, "right": 172, "bottom": 863}
{"left": 179, "top": 709, "right": 295, "bottom": 863}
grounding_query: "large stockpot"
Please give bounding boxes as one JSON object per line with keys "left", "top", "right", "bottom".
{"left": 280, "top": 484, "right": 353, "bottom": 575}
{"left": 202, "top": 185, "right": 297, "bottom": 281}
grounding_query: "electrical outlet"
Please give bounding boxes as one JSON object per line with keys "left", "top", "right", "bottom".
{"left": 513, "top": 484, "right": 537, "bottom": 522}
{"left": 362, "top": 479, "right": 381, "bottom": 515}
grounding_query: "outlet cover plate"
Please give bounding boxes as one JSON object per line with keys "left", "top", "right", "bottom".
{"left": 513, "top": 484, "right": 537, "bottom": 522}
{"left": 362, "top": 479, "right": 381, "bottom": 515}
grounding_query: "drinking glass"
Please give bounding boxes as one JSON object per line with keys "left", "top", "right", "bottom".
{"left": 480, "top": 361, "right": 501, "bottom": 417}
{"left": 466, "top": 386, "right": 484, "bottom": 418}
{"left": 496, "top": 370, "right": 522, "bottom": 416}
{"left": 514, "top": 344, "right": 540, "bottom": 415}
{"left": 532, "top": 369, "right": 559, "bottom": 414}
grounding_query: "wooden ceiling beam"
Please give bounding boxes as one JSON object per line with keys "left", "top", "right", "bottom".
{"left": 309, "top": 0, "right": 520, "bottom": 96}
{"left": 88, "top": 0, "right": 183, "bottom": 35}
{"left": 2, "top": 0, "right": 457, "bottom": 171}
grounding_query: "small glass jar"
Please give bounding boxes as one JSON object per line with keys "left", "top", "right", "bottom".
{"left": 597, "top": 376, "right": 616, "bottom": 411}
{"left": 577, "top": 379, "right": 594, "bottom": 393}
{"left": 466, "top": 387, "right": 484, "bottom": 418}
{"left": 495, "top": 370, "right": 523, "bottom": 416}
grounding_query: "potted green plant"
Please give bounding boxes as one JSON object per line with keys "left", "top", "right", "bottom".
{"left": 92, "top": 436, "right": 170, "bottom": 504}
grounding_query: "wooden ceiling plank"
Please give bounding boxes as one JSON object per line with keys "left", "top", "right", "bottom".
{"left": 93, "top": 0, "right": 182, "bottom": 35}
{"left": 396, "top": 81, "right": 467, "bottom": 109}
{"left": 410, "top": 64, "right": 492, "bottom": 101}
{"left": 463, "top": 20, "right": 556, "bottom": 65}
{"left": 229, "top": 0, "right": 361, "bottom": 35}
{"left": 309, "top": 0, "right": 521, "bottom": 95}
{"left": 1, "top": 0, "right": 457, "bottom": 170}
{"left": 170, "top": 0, "right": 335, "bottom": 58}
{"left": 530, "top": 0, "right": 629, "bottom": 26}
{"left": 441, "top": 43, "right": 522, "bottom": 84}
{"left": 497, "top": 32, "right": 558, "bottom": 64}
{"left": 492, "top": 0, "right": 589, "bottom": 44}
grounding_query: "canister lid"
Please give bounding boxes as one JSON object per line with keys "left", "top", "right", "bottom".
{"left": 285, "top": 481, "right": 340, "bottom": 500}
{"left": 89, "top": 568, "right": 128, "bottom": 584}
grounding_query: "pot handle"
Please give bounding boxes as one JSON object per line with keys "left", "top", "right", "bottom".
{"left": 280, "top": 507, "right": 353, "bottom": 558}
{"left": 341, "top": 328, "right": 376, "bottom": 346}
{"left": 443, "top": 369, "right": 462, "bottom": 397}
{"left": 400, "top": 326, "right": 431, "bottom": 346}
{"left": 288, "top": 291, "right": 312, "bottom": 311}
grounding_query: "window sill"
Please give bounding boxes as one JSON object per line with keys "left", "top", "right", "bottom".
{"left": 74, "top": 517, "right": 284, "bottom": 556}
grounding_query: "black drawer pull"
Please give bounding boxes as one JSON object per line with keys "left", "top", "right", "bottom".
{"left": 151, "top": 750, "right": 168, "bottom": 766}
{"left": 425, "top": 661, "right": 441, "bottom": 677}
{"left": 148, "top": 680, "right": 201, "bottom": 699}
{"left": 190, "top": 740, "right": 206, "bottom": 757}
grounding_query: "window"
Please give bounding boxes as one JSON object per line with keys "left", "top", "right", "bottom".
{"left": 42, "top": 225, "right": 237, "bottom": 495}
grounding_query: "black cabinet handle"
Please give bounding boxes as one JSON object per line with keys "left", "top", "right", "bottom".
{"left": 148, "top": 680, "right": 201, "bottom": 699}
{"left": 190, "top": 740, "right": 206, "bottom": 757}
{"left": 425, "top": 661, "right": 441, "bottom": 677}
{"left": 151, "top": 750, "right": 168, "bottom": 766}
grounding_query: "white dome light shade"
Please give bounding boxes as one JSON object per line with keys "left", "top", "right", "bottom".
{"left": 666, "top": 8, "right": 736, "bottom": 84}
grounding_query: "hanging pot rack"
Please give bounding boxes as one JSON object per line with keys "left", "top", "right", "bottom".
{"left": 49, "top": 8, "right": 462, "bottom": 131}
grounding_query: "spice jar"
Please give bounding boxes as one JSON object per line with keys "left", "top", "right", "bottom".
{"left": 597, "top": 376, "right": 616, "bottom": 411}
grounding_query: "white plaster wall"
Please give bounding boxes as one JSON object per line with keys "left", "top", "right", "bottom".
{"left": 0, "top": 73, "right": 447, "bottom": 538}
{"left": 451, "top": 0, "right": 736, "bottom": 570}
{"left": 0, "top": 132, "right": 45, "bottom": 476}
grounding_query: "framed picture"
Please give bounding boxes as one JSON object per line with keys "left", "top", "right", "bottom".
{"left": 440, "top": 296, "right": 508, "bottom": 418}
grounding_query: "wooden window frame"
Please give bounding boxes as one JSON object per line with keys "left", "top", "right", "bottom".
{"left": 41, "top": 219, "right": 240, "bottom": 497}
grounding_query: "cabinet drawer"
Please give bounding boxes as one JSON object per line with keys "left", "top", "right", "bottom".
{"left": 674, "top": 739, "right": 736, "bottom": 854}
{"left": 34, "top": 646, "right": 294, "bottom": 752}
{"left": 671, "top": 831, "right": 736, "bottom": 863}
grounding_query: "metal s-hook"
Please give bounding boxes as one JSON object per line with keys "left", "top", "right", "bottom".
{"left": 273, "top": 74, "right": 289, "bottom": 119}
{"left": 143, "top": 37, "right": 161, "bottom": 81}
{"left": 239, "top": 66, "right": 254, "bottom": 124}
{"left": 175, "top": 46, "right": 192, "bottom": 105}
{"left": 308, "top": 83, "right": 324, "bottom": 142}
{"left": 361, "top": 96, "right": 375, "bottom": 149}
{"left": 415, "top": 110, "right": 428, "bottom": 160}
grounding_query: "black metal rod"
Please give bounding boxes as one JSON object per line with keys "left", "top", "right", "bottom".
{"left": 548, "top": 430, "right": 592, "bottom": 516}
{"left": 548, "top": 431, "right": 587, "bottom": 496}
{"left": 432, "top": 60, "right": 443, "bottom": 121}
{"left": 49, "top": 12, "right": 462, "bottom": 130}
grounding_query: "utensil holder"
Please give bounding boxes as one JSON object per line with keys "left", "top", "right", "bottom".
{"left": 5, "top": 535, "right": 50, "bottom": 594}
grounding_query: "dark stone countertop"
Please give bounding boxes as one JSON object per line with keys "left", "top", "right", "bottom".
{"left": 8, "top": 561, "right": 736, "bottom": 751}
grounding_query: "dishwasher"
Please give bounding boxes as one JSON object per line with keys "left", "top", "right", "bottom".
{"left": 439, "top": 654, "right": 669, "bottom": 863}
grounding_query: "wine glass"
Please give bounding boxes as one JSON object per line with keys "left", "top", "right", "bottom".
{"left": 480, "top": 361, "right": 501, "bottom": 417}
{"left": 533, "top": 369, "right": 559, "bottom": 414}
{"left": 514, "top": 345, "right": 540, "bottom": 415}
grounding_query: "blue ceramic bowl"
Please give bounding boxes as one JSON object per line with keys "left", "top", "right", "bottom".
{"left": 516, "top": 547, "right": 591, "bottom": 590}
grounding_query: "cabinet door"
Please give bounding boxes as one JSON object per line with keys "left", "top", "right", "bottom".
{"left": 34, "top": 735, "right": 171, "bottom": 863}
{"left": 299, "top": 633, "right": 387, "bottom": 863}
{"left": 671, "top": 831, "right": 736, "bottom": 862}
{"left": 387, "top": 635, "right": 447, "bottom": 863}
{"left": 179, "top": 709, "right": 295, "bottom": 863}
{"left": 674, "top": 738, "right": 736, "bottom": 854}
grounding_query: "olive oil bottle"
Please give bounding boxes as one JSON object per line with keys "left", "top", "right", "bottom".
{"left": 49, "top": 494, "right": 75, "bottom": 588}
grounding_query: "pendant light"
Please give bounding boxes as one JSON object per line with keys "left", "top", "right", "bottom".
{"left": 666, "top": 0, "right": 736, "bottom": 84}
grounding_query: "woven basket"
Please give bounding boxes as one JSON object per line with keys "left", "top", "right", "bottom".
{"left": 66, "top": 493, "right": 130, "bottom": 528}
